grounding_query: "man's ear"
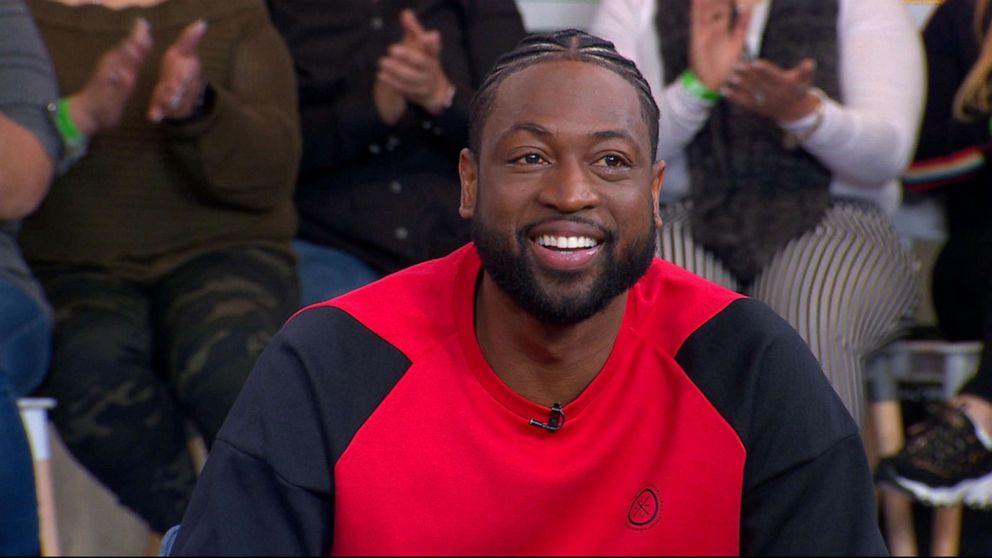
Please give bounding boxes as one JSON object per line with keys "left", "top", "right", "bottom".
{"left": 459, "top": 148, "right": 479, "bottom": 219}
{"left": 651, "top": 160, "right": 666, "bottom": 228}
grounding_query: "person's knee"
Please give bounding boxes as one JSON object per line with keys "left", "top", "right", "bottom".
{"left": 0, "top": 282, "right": 52, "bottom": 396}
{"left": 0, "top": 311, "right": 50, "bottom": 396}
{"left": 46, "top": 312, "right": 150, "bottom": 399}
{"left": 171, "top": 324, "right": 268, "bottom": 440}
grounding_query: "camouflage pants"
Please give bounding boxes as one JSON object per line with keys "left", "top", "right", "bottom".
{"left": 33, "top": 247, "right": 299, "bottom": 533}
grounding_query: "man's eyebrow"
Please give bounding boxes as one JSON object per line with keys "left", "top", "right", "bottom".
{"left": 591, "top": 129, "right": 638, "bottom": 144}
{"left": 496, "top": 122, "right": 553, "bottom": 144}
{"left": 592, "top": 129, "right": 648, "bottom": 162}
{"left": 495, "top": 123, "right": 639, "bottom": 145}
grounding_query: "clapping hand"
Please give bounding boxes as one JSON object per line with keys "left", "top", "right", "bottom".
{"left": 68, "top": 18, "right": 153, "bottom": 136}
{"left": 689, "top": 0, "right": 751, "bottom": 91}
{"left": 721, "top": 57, "right": 821, "bottom": 121}
{"left": 374, "top": 9, "right": 453, "bottom": 125}
{"left": 148, "top": 20, "right": 208, "bottom": 123}
{"left": 68, "top": 18, "right": 210, "bottom": 135}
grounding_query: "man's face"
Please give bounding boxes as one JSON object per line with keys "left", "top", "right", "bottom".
{"left": 459, "top": 60, "right": 665, "bottom": 325}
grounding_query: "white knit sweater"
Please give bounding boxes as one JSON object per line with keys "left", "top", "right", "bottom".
{"left": 590, "top": 0, "right": 925, "bottom": 214}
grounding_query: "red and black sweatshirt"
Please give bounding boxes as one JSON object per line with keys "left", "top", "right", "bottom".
{"left": 173, "top": 244, "right": 887, "bottom": 555}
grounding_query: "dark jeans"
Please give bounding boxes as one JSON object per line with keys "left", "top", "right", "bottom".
{"left": 292, "top": 238, "right": 381, "bottom": 306}
{"left": 0, "top": 279, "right": 51, "bottom": 555}
{"left": 0, "top": 379, "right": 38, "bottom": 555}
{"left": 34, "top": 247, "right": 298, "bottom": 533}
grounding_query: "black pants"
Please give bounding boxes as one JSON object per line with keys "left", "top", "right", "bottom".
{"left": 933, "top": 236, "right": 992, "bottom": 401}
{"left": 34, "top": 247, "right": 298, "bottom": 532}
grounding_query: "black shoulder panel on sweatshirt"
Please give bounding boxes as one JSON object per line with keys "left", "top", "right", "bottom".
{"left": 673, "top": 297, "right": 859, "bottom": 489}
{"left": 219, "top": 304, "right": 412, "bottom": 491}
{"left": 290, "top": 304, "right": 412, "bottom": 466}
{"left": 173, "top": 305, "right": 413, "bottom": 555}
{"left": 673, "top": 298, "right": 887, "bottom": 555}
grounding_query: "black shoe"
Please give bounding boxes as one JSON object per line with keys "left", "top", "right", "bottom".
{"left": 876, "top": 403, "right": 992, "bottom": 508}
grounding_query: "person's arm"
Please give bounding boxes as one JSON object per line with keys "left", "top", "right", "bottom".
{"left": 734, "top": 308, "right": 887, "bottom": 555}
{"left": 740, "top": 433, "right": 886, "bottom": 555}
{"left": 592, "top": 0, "right": 716, "bottom": 158}
{"left": 904, "top": 1, "right": 990, "bottom": 193}
{"left": 793, "top": 0, "right": 924, "bottom": 187}
{"left": 589, "top": 0, "right": 657, "bottom": 82}
{"left": 0, "top": 0, "right": 60, "bottom": 220}
{"left": 173, "top": 301, "right": 416, "bottom": 555}
{"left": 423, "top": 0, "right": 526, "bottom": 144}
{"left": 678, "top": 298, "right": 887, "bottom": 555}
{"left": 263, "top": 0, "right": 404, "bottom": 174}
{"left": 172, "top": 314, "right": 334, "bottom": 555}
{"left": 164, "top": 12, "right": 301, "bottom": 211}
{"left": 0, "top": 113, "right": 53, "bottom": 221}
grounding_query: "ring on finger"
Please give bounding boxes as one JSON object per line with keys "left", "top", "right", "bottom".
{"left": 168, "top": 88, "right": 185, "bottom": 110}
{"left": 753, "top": 89, "right": 766, "bottom": 106}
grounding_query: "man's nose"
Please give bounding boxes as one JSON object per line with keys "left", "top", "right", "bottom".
{"left": 537, "top": 158, "right": 599, "bottom": 213}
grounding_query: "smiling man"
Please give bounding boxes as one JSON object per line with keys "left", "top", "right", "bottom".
{"left": 170, "top": 30, "right": 887, "bottom": 556}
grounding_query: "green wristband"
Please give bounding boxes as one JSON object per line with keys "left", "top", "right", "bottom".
{"left": 680, "top": 70, "right": 721, "bottom": 103}
{"left": 54, "top": 97, "right": 86, "bottom": 146}
{"left": 47, "top": 97, "right": 89, "bottom": 174}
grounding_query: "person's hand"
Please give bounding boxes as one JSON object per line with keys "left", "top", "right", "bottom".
{"left": 373, "top": 78, "right": 408, "bottom": 126}
{"left": 689, "top": 0, "right": 751, "bottom": 91}
{"left": 376, "top": 9, "right": 453, "bottom": 115}
{"left": 721, "top": 57, "right": 821, "bottom": 121}
{"left": 68, "top": 18, "right": 153, "bottom": 136}
{"left": 148, "top": 19, "right": 208, "bottom": 123}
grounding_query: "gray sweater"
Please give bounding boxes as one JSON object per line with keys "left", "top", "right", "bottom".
{"left": 0, "top": 0, "right": 59, "bottom": 319}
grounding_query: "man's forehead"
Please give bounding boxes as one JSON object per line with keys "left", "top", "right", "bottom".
{"left": 484, "top": 59, "right": 649, "bottom": 147}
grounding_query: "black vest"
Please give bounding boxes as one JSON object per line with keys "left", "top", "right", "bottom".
{"left": 657, "top": 0, "right": 840, "bottom": 283}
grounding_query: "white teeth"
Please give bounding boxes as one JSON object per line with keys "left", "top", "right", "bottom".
{"left": 535, "top": 235, "right": 598, "bottom": 249}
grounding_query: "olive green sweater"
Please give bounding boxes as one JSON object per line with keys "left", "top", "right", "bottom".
{"left": 21, "top": 0, "right": 300, "bottom": 281}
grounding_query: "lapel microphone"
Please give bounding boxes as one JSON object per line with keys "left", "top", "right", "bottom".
{"left": 529, "top": 402, "right": 565, "bottom": 433}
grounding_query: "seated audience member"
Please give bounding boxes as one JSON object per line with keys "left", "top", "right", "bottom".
{"left": 591, "top": 0, "right": 924, "bottom": 429}
{"left": 877, "top": 0, "right": 992, "bottom": 509}
{"left": 170, "top": 30, "right": 887, "bottom": 555}
{"left": 0, "top": 0, "right": 59, "bottom": 553}
{"left": 19, "top": 0, "right": 301, "bottom": 537}
{"left": 264, "top": 0, "right": 526, "bottom": 304}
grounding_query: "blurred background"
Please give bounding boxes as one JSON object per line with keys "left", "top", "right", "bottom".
{"left": 44, "top": 0, "right": 951, "bottom": 555}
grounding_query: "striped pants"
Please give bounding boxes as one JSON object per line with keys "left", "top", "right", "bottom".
{"left": 659, "top": 200, "right": 919, "bottom": 428}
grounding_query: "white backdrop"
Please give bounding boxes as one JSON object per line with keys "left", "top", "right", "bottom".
{"left": 515, "top": 0, "right": 940, "bottom": 32}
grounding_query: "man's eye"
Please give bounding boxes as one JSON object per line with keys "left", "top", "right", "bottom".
{"left": 596, "top": 154, "right": 631, "bottom": 168}
{"left": 513, "top": 153, "right": 547, "bottom": 165}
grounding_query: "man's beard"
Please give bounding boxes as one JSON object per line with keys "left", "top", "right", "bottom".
{"left": 472, "top": 215, "right": 656, "bottom": 326}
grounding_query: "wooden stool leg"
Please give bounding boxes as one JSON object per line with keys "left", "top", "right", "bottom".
{"left": 871, "top": 399, "right": 918, "bottom": 556}
{"left": 33, "top": 457, "right": 61, "bottom": 557}
{"left": 930, "top": 504, "right": 962, "bottom": 556}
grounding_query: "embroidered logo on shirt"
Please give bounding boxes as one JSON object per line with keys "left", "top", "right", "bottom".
{"left": 626, "top": 485, "right": 662, "bottom": 530}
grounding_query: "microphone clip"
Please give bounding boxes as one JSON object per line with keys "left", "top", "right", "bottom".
{"left": 529, "top": 402, "right": 565, "bottom": 433}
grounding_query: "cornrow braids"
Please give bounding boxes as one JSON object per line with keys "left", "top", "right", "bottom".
{"left": 468, "top": 29, "right": 660, "bottom": 159}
